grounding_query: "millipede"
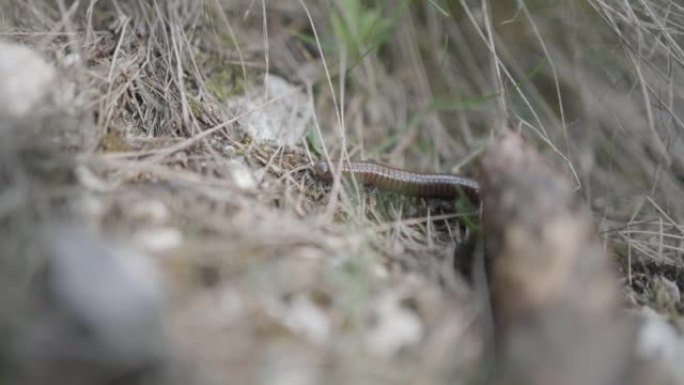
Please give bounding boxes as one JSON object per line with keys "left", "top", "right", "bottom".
{"left": 312, "top": 160, "right": 480, "bottom": 204}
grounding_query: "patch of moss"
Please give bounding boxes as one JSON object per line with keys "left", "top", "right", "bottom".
{"left": 98, "top": 130, "right": 130, "bottom": 153}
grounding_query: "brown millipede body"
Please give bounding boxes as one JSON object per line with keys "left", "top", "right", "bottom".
{"left": 312, "top": 160, "right": 480, "bottom": 204}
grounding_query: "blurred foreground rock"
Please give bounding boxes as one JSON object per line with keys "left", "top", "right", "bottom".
{"left": 0, "top": 40, "right": 176, "bottom": 385}
{"left": 479, "top": 131, "right": 680, "bottom": 385}
{"left": 0, "top": 39, "right": 55, "bottom": 123}
{"left": 13, "top": 229, "right": 169, "bottom": 385}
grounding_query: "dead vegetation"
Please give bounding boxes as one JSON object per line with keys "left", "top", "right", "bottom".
{"left": 0, "top": 0, "right": 683, "bottom": 384}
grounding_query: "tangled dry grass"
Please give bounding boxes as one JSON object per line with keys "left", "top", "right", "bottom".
{"left": 1, "top": 0, "right": 683, "bottom": 384}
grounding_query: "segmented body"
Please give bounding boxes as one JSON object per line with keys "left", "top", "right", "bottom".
{"left": 312, "top": 160, "right": 480, "bottom": 203}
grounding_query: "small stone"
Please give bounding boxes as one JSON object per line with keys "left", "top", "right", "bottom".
{"left": 226, "top": 75, "right": 312, "bottom": 147}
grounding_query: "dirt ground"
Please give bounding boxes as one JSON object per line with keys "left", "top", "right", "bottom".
{"left": 1, "top": 1, "right": 683, "bottom": 384}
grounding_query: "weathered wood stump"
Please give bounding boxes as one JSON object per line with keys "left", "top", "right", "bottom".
{"left": 479, "top": 131, "right": 647, "bottom": 385}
